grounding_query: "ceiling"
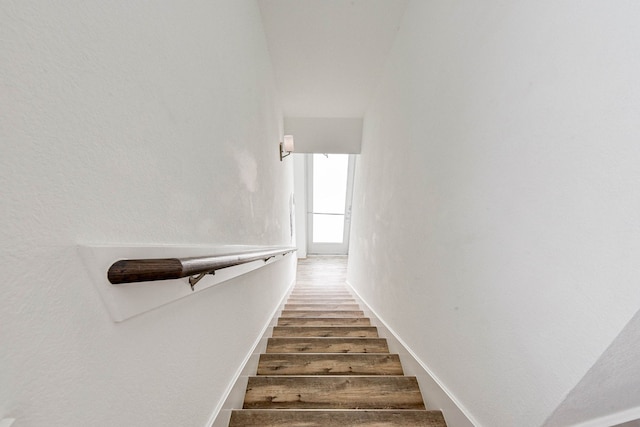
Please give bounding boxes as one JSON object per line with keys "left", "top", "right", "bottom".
{"left": 258, "top": 0, "right": 409, "bottom": 118}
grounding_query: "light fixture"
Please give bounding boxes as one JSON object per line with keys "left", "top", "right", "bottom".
{"left": 279, "top": 135, "right": 295, "bottom": 161}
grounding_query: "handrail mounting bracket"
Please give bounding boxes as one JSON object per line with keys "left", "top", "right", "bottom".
{"left": 188, "top": 270, "right": 214, "bottom": 291}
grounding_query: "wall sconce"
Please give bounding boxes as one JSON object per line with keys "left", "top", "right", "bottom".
{"left": 280, "top": 135, "right": 295, "bottom": 161}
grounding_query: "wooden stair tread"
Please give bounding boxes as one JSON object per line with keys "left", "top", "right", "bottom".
{"left": 229, "top": 409, "right": 447, "bottom": 427}
{"left": 243, "top": 376, "right": 426, "bottom": 409}
{"left": 266, "top": 337, "right": 389, "bottom": 353}
{"left": 258, "top": 353, "right": 403, "bottom": 375}
{"left": 291, "top": 289, "right": 350, "bottom": 293}
{"left": 284, "top": 303, "right": 361, "bottom": 310}
{"left": 272, "top": 326, "right": 378, "bottom": 337}
{"left": 280, "top": 310, "right": 364, "bottom": 318}
{"left": 227, "top": 258, "right": 443, "bottom": 426}
{"left": 287, "top": 300, "right": 355, "bottom": 303}
{"left": 296, "top": 281, "right": 346, "bottom": 289}
{"left": 290, "top": 290, "right": 351, "bottom": 293}
{"left": 286, "top": 301, "right": 359, "bottom": 304}
{"left": 277, "top": 317, "right": 371, "bottom": 326}
{"left": 289, "top": 294, "right": 353, "bottom": 298}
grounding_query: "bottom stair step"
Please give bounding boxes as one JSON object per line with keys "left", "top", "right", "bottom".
{"left": 229, "top": 409, "right": 447, "bottom": 427}
{"left": 243, "top": 376, "right": 425, "bottom": 409}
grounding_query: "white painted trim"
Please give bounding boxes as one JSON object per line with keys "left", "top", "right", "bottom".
{"left": 306, "top": 154, "right": 356, "bottom": 255}
{"left": 78, "top": 244, "right": 295, "bottom": 322}
{"left": 346, "top": 280, "right": 480, "bottom": 427}
{"left": 206, "top": 276, "right": 296, "bottom": 427}
{"left": 563, "top": 407, "right": 640, "bottom": 427}
{"left": 293, "top": 153, "right": 308, "bottom": 259}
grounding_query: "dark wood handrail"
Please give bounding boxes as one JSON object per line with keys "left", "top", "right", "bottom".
{"left": 108, "top": 246, "right": 297, "bottom": 287}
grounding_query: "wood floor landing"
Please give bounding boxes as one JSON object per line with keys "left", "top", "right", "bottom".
{"left": 229, "top": 256, "right": 446, "bottom": 427}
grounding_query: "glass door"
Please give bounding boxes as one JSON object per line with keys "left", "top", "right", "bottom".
{"left": 307, "top": 153, "right": 355, "bottom": 254}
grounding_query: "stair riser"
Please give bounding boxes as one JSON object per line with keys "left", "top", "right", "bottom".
{"left": 229, "top": 410, "right": 447, "bottom": 427}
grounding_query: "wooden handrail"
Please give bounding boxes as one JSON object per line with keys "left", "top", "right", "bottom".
{"left": 108, "top": 246, "right": 297, "bottom": 288}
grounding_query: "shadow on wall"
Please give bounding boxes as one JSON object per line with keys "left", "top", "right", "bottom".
{"left": 544, "top": 308, "right": 640, "bottom": 426}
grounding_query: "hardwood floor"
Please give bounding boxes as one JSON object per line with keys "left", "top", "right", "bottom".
{"left": 229, "top": 256, "right": 447, "bottom": 426}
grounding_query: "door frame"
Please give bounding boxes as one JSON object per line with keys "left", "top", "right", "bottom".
{"left": 306, "top": 153, "right": 356, "bottom": 255}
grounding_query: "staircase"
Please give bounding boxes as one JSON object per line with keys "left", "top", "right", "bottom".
{"left": 229, "top": 257, "right": 447, "bottom": 426}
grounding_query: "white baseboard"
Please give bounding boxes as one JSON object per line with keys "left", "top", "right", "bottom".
{"left": 346, "top": 281, "right": 479, "bottom": 427}
{"left": 206, "top": 277, "right": 296, "bottom": 427}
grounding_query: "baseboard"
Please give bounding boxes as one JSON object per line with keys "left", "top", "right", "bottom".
{"left": 205, "top": 277, "right": 296, "bottom": 427}
{"left": 564, "top": 407, "right": 640, "bottom": 427}
{"left": 346, "top": 280, "right": 480, "bottom": 427}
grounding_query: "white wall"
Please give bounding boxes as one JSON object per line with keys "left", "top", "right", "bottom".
{"left": 347, "top": 1, "right": 640, "bottom": 426}
{"left": 293, "top": 154, "right": 308, "bottom": 258}
{"left": 284, "top": 117, "right": 363, "bottom": 153}
{"left": 0, "top": 2, "right": 294, "bottom": 426}
{"left": 544, "top": 309, "right": 640, "bottom": 427}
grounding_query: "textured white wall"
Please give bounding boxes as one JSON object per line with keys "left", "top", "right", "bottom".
{"left": 0, "top": 1, "right": 294, "bottom": 426}
{"left": 347, "top": 1, "right": 640, "bottom": 426}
